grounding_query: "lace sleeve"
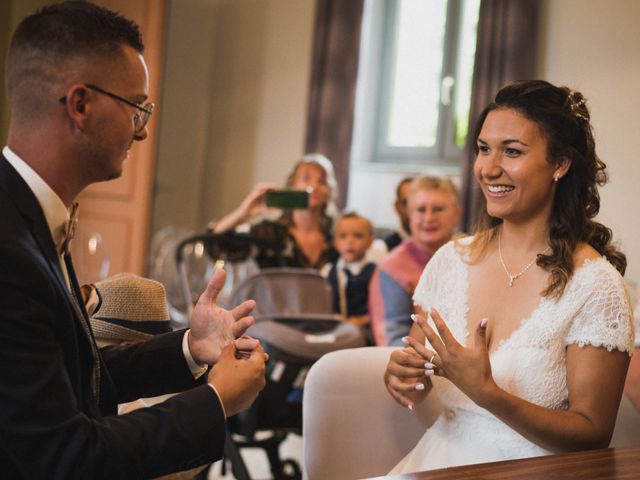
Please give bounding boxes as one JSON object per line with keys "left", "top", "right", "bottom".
{"left": 565, "top": 261, "right": 635, "bottom": 355}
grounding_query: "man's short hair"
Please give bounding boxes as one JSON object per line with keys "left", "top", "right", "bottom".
{"left": 408, "top": 176, "right": 460, "bottom": 206}
{"left": 6, "top": 1, "right": 143, "bottom": 119}
{"left": 396, "top": 176, "right": 414, "bottom": 200}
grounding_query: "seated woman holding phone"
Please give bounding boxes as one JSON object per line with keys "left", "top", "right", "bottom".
{"left": 209, "top": 153, "right": 339, "bottom": 270}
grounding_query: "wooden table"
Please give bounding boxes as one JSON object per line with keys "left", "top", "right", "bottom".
{"left": 366, "top": 447, "right": 640, "bottom": 480}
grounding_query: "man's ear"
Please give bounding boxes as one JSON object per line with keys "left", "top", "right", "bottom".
{"left": 62, "top": 84, "right": 90, "bottom": 130}
{"left": 394, "top": 199, "right": 403, "bottom": 216}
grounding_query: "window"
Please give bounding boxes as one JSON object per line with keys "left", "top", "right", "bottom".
{"left": 353, "top": 0, "right": 481, "bottom": 169}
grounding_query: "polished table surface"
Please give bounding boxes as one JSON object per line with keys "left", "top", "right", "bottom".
{"left": 366, "top": 447, "right": 640, "bottom": 480}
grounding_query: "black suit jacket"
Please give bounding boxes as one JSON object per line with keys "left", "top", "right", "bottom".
{"left": 0, "top": 155, "right": 226, "bottom": 479}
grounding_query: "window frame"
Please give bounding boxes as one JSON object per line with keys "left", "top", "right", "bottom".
{"left": 359, "top": 0, "right": 476, "bottom": 169}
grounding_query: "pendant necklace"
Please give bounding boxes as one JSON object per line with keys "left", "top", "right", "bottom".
{"left": 498, "top": 231, "right": 551, "bottom": 287}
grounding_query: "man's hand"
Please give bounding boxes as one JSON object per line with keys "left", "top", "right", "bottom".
{"left": 188, "top": 269, "right": 256, "bottom": 365}
{"left": 208, "top": 342, "right": 267, "bottom": 417}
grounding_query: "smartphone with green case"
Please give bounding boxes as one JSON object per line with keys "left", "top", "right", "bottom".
{"left": 265, "top": 189, "right": 309, "bottom": 209}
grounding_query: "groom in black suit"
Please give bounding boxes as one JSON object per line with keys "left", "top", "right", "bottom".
{"left": 0, "top": 2, "right": 266, "bottom": 479}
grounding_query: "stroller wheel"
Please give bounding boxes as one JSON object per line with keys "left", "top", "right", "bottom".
{"left": 278, "top": 458, "right": 301, "bottom": 480}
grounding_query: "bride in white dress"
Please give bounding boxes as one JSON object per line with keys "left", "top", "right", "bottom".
{"left": 384, "top": 80, "right": 634, "bottom": 474}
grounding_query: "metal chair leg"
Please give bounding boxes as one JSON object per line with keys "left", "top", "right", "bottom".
{"left": 224, "top": 427, "right": 252, "bottom": 480}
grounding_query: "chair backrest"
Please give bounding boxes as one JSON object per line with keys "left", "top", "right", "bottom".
{"left": 235, "top": 268, "right": 364, "bottom": 361}
{"left": 610, "top": 392, "right": 640, "bottom": 447}
{"left": 303, "top": 347, "right": 640, "bottom": 480}
{"left": 230, "top": 268, "right": 334, "bottom": 316}
{"left": 302, "top": 347, "right": 443, "bottom": 480}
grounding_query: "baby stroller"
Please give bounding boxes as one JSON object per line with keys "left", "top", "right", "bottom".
{"left": 173, "top": 232, "right": 366, "bottom": 480}
{"left": 149, "top": 228, "right": 262, "bottom": 327}
{"left": 226, "top": 268, "right": 366, "bottom": 479}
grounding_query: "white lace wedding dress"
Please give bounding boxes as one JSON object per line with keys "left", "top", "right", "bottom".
{"left": 389, "top": 240, "right": 635, "bottom": 474}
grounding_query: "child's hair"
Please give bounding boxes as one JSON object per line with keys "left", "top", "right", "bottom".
{"left": 336, "top": 211, "right": 374, "bottom": 237}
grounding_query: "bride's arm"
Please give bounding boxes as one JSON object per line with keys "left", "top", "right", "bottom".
{"left": 489, "top": 343, "right": 628, "bottom": 452}
{"left": 408, "top": 310, "right": 629, "bottom": 453}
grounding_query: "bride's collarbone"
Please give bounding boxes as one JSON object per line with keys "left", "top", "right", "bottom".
{"left": 466, "top": 262, "right": 548, "bottom": 350}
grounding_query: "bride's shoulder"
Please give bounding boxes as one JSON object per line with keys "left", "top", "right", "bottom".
{"left": 571, "top": 243, "right": 624, "bottom": 287}
{"left": 422, "top": 234, "right": 473, "bottom": 272}
{"left": 450, "top": 233, "right": 475, "bottom": 260}
{"left": 573, "top": 242, "right": 601, "bottom": 267}
{"left": 454, "top": 233, "right": 474, "bottom": 246}
{"left": 432, "top": 236, "right": 464, "bottom": 260}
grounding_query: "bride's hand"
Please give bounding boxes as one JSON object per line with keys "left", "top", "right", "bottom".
{"left": 405, "top": 308, "right": 498, "bottom": 408}
{"left": 384, "top": 346, "right": 431, "bottom": 410}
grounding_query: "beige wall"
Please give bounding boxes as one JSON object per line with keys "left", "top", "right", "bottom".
{"left": 6, "top": 1, "right": 636, "bottom": 280}
{"left": 151, "top": 0, "right": 315, "bottom": 235}
{"left": 162, "top": 0, "right": 639, "bottom": 281}
{"left": 537, "top": 0, "right": 640, "bottom": 281}
{"left": 152, "top": 0, "right": 640, "bottom": 281}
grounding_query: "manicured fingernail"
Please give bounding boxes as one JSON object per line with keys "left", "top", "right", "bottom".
{"left": 401, "top": 336, "right": 410, "bottom": 345}
{"left": 411, "top": 314, "right": 418, "bottom": 322}
{"left": 480, "top": 318, "right": 488, "bottom": 328}
{"left": 425, "top": 369, "right": 434, "bottom": 377}
{"left": 407, "top": 404, "right": 414, "bottom": 411}
{"left": 425, "top": 362, "right": 434, "bottom": 370}
{"left": 415, "top": 383, "right": 425, "bottom": 391}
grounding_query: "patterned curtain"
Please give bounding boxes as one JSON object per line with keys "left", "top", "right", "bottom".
{"left": 460, "top": 0, "right": 540, "bottom": 231}
{"left": 305, "top": 0, "right": 364, "bottom": 209}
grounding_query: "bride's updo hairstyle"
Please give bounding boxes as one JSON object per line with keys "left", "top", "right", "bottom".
{"left": 467, "top": 80, "right": 626, "bottom": 298}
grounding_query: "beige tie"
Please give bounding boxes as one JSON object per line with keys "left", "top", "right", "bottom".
{"left": 59, "top": 202, "right": 79, "bottom": 256}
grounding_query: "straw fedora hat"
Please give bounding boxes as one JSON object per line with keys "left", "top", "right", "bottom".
{"left": 89, "top": 273, "right": 172, "bottom": 342}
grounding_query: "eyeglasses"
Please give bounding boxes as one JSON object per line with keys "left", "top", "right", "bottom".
{"left": 59, "top": 83, "right": 154, "bottom": 133}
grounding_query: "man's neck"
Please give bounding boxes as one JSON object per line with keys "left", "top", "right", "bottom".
{"left": 7, "top": 129, "right": 83, "bottom": 206}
